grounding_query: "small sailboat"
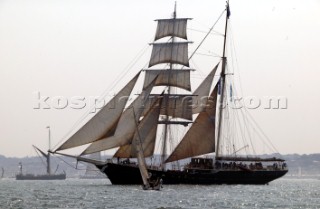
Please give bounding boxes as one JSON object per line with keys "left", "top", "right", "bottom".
{"left": 52, "top": 1, "right": 288, "bottom": 186}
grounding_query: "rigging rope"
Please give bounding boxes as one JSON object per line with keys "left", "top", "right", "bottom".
{"left": 187, "top": 9, "right": 225, "bottom": 62}
{"left": 187, "top": 28, "right": 224, "bottom": 36}
{"left": 221, "top": 25, "right": 280, "bottom": 157}
{"left": 52, "top": 41, "right": 151, "bottom": 151}
{"left": 34, "top": 148, "right": 47, "bottom": 168}
{"left": 55, "top": 155, "right": 99, "bottom": 172}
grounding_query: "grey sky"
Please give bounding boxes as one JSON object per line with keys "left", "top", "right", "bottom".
{"left": 0, "top": 0, "right": 319, "bottom": 157}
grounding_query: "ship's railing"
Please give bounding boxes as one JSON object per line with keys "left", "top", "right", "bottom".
{"left": 216, "top": 156, "right": 286, "bottom": 162}
{"left": 184, "top": 160, "right": 288, "bottom": 171}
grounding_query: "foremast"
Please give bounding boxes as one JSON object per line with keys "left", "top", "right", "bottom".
{"left": 161, "top": 2, "right": 177, "bottom": 171}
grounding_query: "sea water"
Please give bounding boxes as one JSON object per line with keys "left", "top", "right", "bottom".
{"left": 0, "top": 178, "right": 319, "bottom": 209}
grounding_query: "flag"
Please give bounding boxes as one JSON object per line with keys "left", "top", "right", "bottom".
{"left": 227, "top": 5, "right": 231, "bottom": 18}
{"left": 218, "top": 79, "right": 222, "bottom": 95}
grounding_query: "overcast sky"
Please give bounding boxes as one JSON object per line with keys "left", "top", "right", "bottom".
{"left": 0, "top": 0, "right": 319, "bottom": 157}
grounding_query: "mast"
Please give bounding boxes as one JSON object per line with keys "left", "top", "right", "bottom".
{"left": 216, "top": 1, "right": 230, "bottom": 157}
{"left": 161, "top": 2, "right": 177, "bottom": 170}
{"left": 46, "top": 126, "right": 51, "bottom": 175}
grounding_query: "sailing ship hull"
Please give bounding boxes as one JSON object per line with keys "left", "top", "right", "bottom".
{"left": 97, "top": 163, "right": 288, "bottom": 185}
{"left": 15, "top": 173, "right": 66, "bottom": 180}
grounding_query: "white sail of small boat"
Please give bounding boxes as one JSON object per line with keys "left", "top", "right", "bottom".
{"left": 1, "top": 167, "right": 4, "bottom": 179}
{"left": 80, "top": 153, "right": 106, "bottom": 179}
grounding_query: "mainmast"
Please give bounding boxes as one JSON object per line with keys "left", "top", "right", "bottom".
{"left": 216, "top": 1, "right": 230, "bottom": 157}
{"left": 161, "top": 2, "right": 177, "bottom": 170}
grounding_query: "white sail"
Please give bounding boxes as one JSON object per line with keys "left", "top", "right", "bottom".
{"left": 161, "top": 95, "right": 192, "bottom": 120}
{"left": 133, "top": 98, "right": 163, "bottom": 189}
{"left": 82, "top": 153, "right": 105, "bottom": 178}
{"left": 149, "top": 42, "right": 190, "bottom": 67}
{"left": 165, "top": 87, "right": 218, "bottom": 163}
{"left": 114, "top": 98, "right": 162, "bottom": 158}
{"left": 192, "top": 63, "right": 219, "bottom": 114}
{"left": 81, "top": 80, "right": 157, "bottom": 155}
{"left": 154, "top": 18, "right": 189, "bottom": 41}
{"left": 56, "top": 73, "right": 140, "bottom": 151}
{"left": 136, "top": 145, "right": 150, "bottom": 187}
{"left": 143, "top": 70, "right": 191, "bottom": 91}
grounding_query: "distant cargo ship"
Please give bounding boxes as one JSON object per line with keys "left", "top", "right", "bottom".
{"left": 16, "top": 171, "right": 66, "bottom": 180}
{"left": 16, "top": 147, "right": 66, "bottom": 180}
{"left": 16, "top": 127, "right": 66, "bottom": 180}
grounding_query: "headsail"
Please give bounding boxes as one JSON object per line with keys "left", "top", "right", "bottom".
{"left": 81, "top": 78, "right": 157, "bottom": 155}
{"left": 55, "top": 73, "right": 140, "bottom": 151}
{"left": 165, "top": 85, "right": 218, "bottom": 163}
{"left": 114, "top": 97, "right": 162, "bottom": 158}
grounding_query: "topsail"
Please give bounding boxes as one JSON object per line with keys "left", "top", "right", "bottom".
{"left": 154, "top": 18, "right": 190, "bottom": 41}
{"left": 149, "top": 42, "right": 190, "bottom": 67}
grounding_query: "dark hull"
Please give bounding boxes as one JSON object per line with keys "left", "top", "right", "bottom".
{"left": 96, "top": 163, "right": 287, "bottom": 185}
{"left": 16, "top": 173, "right": 66, "bottom": 180}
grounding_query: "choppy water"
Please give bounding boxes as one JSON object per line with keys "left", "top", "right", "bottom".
{"left": 0, "top": 178, "right": 319, "bottom": 209}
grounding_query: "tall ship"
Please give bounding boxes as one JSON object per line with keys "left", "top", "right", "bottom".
{"left": 52, "top": 2, "right": 288, "bottom": 186}
{"left": 16, "top": 127, "right": 66, "bottom": 180}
